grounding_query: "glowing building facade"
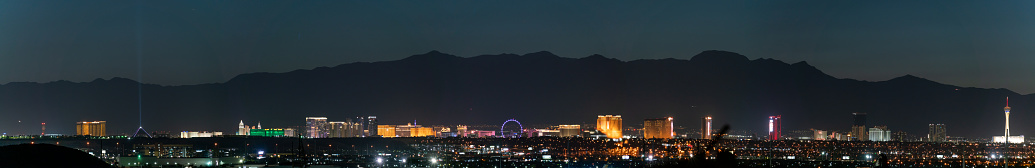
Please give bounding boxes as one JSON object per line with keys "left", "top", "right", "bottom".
{"left": 179, "top": 131, "right": 223, "bottom": 138}
{"left": 596, "top": 115, "right": 623, "bottom": 139}
{"left": 702, "top": 116, "right": 712, "bottom": 139}
{"left": 249, "top": 129, "right": 286, "bottom": 137}
{"left": 76, "top": 121, "right": 106, "bottom": 136}
{"left": 377, "top": 125, "right": 396, "bottom": 137}
{"left": 411, "top": 127, "right": 435, "bottom": 137}
{"left": 993, "top": 135, "right": 1024, "bottom": 144}
{"left": 868, "top": 126, "right": 891, "bottom": 141}
{"left": 768, "top": 115, "right": 781, "bottom": 140}
{"left": 375, "top": 123, "right": 435, "bottom": 137}
{"left": 643, "top": 117, "right": 673, "bottom": 139}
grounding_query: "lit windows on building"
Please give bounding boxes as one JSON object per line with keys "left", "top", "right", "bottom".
{"left": 76, "top": 121, "right": 106, "bottom": 136}
{"left": 643, "top": 117, "right": 673, "bottom": 139}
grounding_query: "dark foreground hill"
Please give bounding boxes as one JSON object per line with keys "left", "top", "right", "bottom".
{"left": 0, "top": 50, "right": 1029, "bottom": 138}
{"left": 0, "top": 144, "right": 112, "bottom": 168}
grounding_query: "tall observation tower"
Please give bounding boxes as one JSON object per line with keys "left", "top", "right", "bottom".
{"left": 1005, "top": 97, "right": 1011, "bottom": 143}
{"left": 1005, "top": 97, "right": 1012, "bottom": 167}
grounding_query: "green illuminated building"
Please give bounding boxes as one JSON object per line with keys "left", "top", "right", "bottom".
{"left": 249, "top": 129, "right": 286, "bottom": 137}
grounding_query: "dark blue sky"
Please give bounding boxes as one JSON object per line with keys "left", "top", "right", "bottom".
{"left": 1, "top": 1, "right": 1033, "bottom": 93}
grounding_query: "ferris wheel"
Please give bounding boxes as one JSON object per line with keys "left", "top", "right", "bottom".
{"left": 501, "top": 119, "right": 524, "bottom": 138}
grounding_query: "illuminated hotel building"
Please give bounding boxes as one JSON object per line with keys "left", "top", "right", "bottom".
{"left": 377, "top": 125, "right": 397, "bottom": 137}
{"left": 558, "top": 125, "right": 581, "bottom": 137}
{"left": 768, "top": 115, "right": 781, "bottom": 140}
{"left": 328, "top": 121, "right": 348, "bottom": 138}
{"left": 179, "top": 131, "right": 223, "bottom": 138}
{"left": 596, "top": 115, "right": 623, "bottom": 139}
{"left": 868, "top": 126, "right": 891, "bottom": 141}
{"left": 702, "top": 116, "right": 712, "bottom": 139}
{"left": 411, "top": 127, "right": 435, "bottom": 137}
{"left": 76, "top": 121, "right": 106, "bottom": 136}
{"left": 643, "top": 117, "right": 673, "bottom": 139}
{"left": 375, "top": 123, "right": 435, "bottom": 137}
{"left": 306, "top": 117, "right": 328, "bottom": 138}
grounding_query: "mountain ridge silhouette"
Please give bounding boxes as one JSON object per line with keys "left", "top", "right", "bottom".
{"left": 0, "top": 50, "right": 1028, "bottom": 139}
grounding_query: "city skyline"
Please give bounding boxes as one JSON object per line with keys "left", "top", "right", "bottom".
{"left": 4, "top": 1, "right": 1035, "bottom": 167}
{"left": 49, "top": 112, "right": 1020, "bottom": 143}
{"left": 5, "top": 93, "right": 1030, "bottom": 142}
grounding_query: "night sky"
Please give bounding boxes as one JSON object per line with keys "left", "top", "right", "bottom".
{"left": 1, "top": 0, "right": 1034, "bottom": 94}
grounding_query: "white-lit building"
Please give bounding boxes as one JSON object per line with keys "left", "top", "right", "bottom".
{"left": 180, "top": 131, "right": 223, "bottom": 138}
{"left": 993, "top": 135, "right": 1024, "bottom": 144}
{"left": 533, "top": 129, "right": 561, "bottom": 137}
{"left": 868, "top": 127, "right": 890, "bottom": 141}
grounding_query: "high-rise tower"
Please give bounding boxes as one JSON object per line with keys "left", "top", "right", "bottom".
{"left": 238, "top": 120, "right": 249, "bottom": 135}
{"left": 928, "top": 123, "right": 946, "bottom": 142}
{"left": 366, "top": 116, "right": 378, "bottom": 137}
{"left": 768, "top": 115, "right": 781, "bottom": 140}
{"left": 1005, "top": 97, "right": 1011, "bottom": 144}
{"left": 851, "top": 113, "right": 867, "bottom": 141}
{"left": 702, "top": 117, "right": 712, "bottom": 139}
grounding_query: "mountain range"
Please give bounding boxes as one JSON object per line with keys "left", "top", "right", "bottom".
{"left": 0, "top": 50, "right": 1029, "bottom": 139}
